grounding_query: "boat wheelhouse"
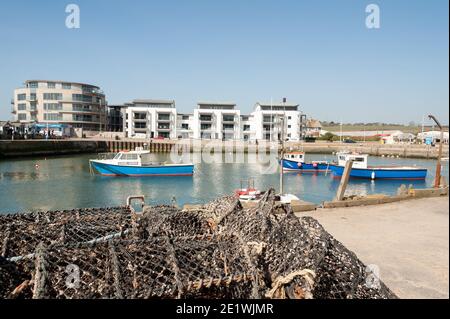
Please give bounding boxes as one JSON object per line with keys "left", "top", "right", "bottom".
{"left": 329, "top": 152, "right": 427, "bottom": 180}
{"left": 282, "top": 152, "right": 329, "bottom": 172}
{"left": 89, "top": 148, "right": 194, "bottom": 176}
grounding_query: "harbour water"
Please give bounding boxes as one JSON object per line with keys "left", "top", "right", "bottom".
{"left": 0, "top": 153, "right": 448, "bottom": 214}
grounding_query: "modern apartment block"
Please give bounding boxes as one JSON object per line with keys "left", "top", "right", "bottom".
{"left": 120, "top": 99, "right": 305, "bottom": 141}
{"left": 192, "top": 102, "right": 241, "bottom": 140}
{"left": 122, "top": 99, "right": 177, "bottom": 139}
{"left": 12, "top": 80, "right": 106, "bottom": 133}
{"left": 251, "top": 101, "right": 303, "bottom": 141}
{"left": 176, "top": 113, "right": 194, "bottom": 139}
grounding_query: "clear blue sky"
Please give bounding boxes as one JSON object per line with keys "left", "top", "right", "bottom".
{"left": 0, "top": 0, "right": 448, "bottom": 124}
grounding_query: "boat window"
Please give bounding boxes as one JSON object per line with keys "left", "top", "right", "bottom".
{"left": 291, "top": 155, "right": 295, "bottom": 159}
{"left": 339, "top": 156, "right": 346, "bottom": 161}
{"left": 114, "top": 153, "right": 122, "bottom": 160}
{"left": 122, "top": 154, "right": 138, "bottom": 160}
{"left": 355, "top": 157, "right": 365, "bottom": 162}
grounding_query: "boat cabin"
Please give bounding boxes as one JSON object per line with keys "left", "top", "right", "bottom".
{"left": 336, "top": 152, "right": 368, "bottom": 169}
{"left": 112, "top": 148, "right": 152, "bottom": 166}
{"left": 284, "top": 152, "right": 305, "bottom": 163}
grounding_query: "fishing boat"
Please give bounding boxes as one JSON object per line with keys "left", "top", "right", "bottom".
{"left": 89, "top": 148, "right": 194, "bottom": 176}
{"left": 329, "top": 152, "right": 427, "bottom": 180}
{"left": 235, "top": 179, "right": 264, "bottom": 202}
{"left": 282, "top": 152, "right": 329, "bottom": 172}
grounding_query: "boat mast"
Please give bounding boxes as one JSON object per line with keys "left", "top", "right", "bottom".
{"left": 279, "top": 99, "right": 286, "bottom": 195}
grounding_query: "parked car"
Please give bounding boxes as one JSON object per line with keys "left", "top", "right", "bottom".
{"left": 343, "top": 139, "right": 357, "bottom": 143}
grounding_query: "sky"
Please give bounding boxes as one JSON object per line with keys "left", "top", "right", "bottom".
{"left": 0, "top": 0, "right": 448, "bottom": 124}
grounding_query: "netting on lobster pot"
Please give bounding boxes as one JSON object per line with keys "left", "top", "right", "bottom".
{"left": 30, "top": 235, "right": 260, "bottom": 299}
{"left": 0, "top": 256, "right": 33, "bottom": 299}
{"left": 171, "top": 234, "right": 260, "bottom": 298}
{"left": 217, "top": 190, "right": 278, "bottom": 242}
{"left": 311, "top": 237, "right": 397, "bottom": 299}
{"left": 136, "top": 206, "right": 215, "bottom": 238}
{"left": 0, "top": 207, "right": 134, "bottom": 259}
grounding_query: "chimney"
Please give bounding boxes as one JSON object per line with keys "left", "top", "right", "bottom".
{"left": 283, "top": 98, "right": 287, "bottom": 103}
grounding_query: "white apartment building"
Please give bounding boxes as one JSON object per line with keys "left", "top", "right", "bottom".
{"left": 192, "top": 102, "right": 241, "bottom": 140}
{"left": 251, "top": 102, "right": 303, "bottom": 141}
{"left": 123, "top": 99, "right": 177, "bottom": 139}
{"left": 240, "top": 114, "right": 255, "bottom": 141}
{"left": 176, "top": 113, "right": 194, "bottom": 139}
{"left": 119, "top": 99, "right": 305, "bottom": 141}
{"left": 12, "top": 80, "right": 106, "bottom": 133}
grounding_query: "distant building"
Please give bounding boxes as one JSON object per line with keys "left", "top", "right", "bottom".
{"left": 106, "top": 105, "right": 124, "bottom": 132}
{"left": 122, "top": 99, "right": 177, "bottom": 139}
{"left": 192, "top": 102, "right": 240, "bottom": 140}
{"left": 251, "top": 101, "right": 303, "bottom": 141}
{"left": 176, "top": 113, "right": 194, "bottom": 139}
{"left": 240, "top": 114, "right": 255, "bottom": 141}
{"left": 12, "top": 80, "right": 107, "bottom": 134}
{"left": 417, "top": 131, "right": 449, "bottom": 145}
{"left": 305, "top": 119, "right": 322, "bottom": 137}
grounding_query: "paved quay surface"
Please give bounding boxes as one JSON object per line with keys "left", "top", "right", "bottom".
{"left": 296, "top": 197, "right": 449, "bottom": 299}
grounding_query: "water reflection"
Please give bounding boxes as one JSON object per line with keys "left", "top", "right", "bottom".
{"left": 0, "top": 153, "right": 447, "bottom": 213}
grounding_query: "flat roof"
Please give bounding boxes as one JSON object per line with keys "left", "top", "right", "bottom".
{"left": 132, "top": 99, "right": 175, "bottom": 104}
{"left": 25, "top": 80, "right": 100, "bottom": 89}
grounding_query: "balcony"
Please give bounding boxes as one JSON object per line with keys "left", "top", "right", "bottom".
{"left": 222, "top": 116, "right": 236, "bottom": 123}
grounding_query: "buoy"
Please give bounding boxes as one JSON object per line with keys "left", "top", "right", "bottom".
{"left": 313, "top": 163, "right": 318, "bottom": 168}
{"left": 35, "top": 164, "right": 39, "bottom": 169}
{"left": 371, "top": 171, "right": 376, "bottom": 180}
{"left": 297, "top": 162, "right": 302, "bottom": 168}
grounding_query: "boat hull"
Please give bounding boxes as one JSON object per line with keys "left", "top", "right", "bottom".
{"left": 329, "top": 164, "right": 427, "bottom": 180}
{"left": 90, "top": 160, "right": 194, "bottom": 176}
{"left": 282, "top": 159, "right": 329, "bottom": 172}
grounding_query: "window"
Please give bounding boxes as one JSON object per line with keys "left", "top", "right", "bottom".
{"left": 28, "top": 82, "right": 38, "bottom": 88}
{"left": 134, "top": 113, "right": 146, "bottom": 120}
{"left": 44, "top": 103, "right": 62, "bottom": 110}
{"left": 223, "top": 124, "right": 234, "bottom": 130}
{"left": 135, "top": 122, "right": 147, "bottom": 129}
{"left": 18, "top": 114, "right": 27, "bottom": 120}
{"left": 30, "top": 93, "right": 37, "bottom": 101}
{"left": 243, "top": 125, "right": 250, "bottom": 131}
{"left": 201, "top": 124, "right": 212, "bottom": 130}
{"left": 263, "top": 116, "right": 272, "bottom": 123}
{"left": 62, "top": 83, "right": 72, "bottom": 89}
{"left": 31, "top": 114, "right": 37, "bottom": 121}
{"left": 47, "top": 82, "right": 56, "bottom": 88}
{"left": 73, "top": 104, "right": 92, "bottom": 111}
{"left": 44, "top": 113, "right": 63, "bottom": 121}
{"left": 158, "top": 123, "right": 170, "bottom": 129}
{"left": 17, "top": 94, "right": 26, "bottom": 101}
{"left": 181, "top": 123, "right": 189, "bottom": 129}
{"left": 158, "top": 113, "right": 170, "bottom": 121}
{"left": 223, "top": 115, "right": 235, "bottom": 122}
{"left": 182, "top": 115, "right": 189, "bottom": 120}
{"left": 200, "top": 115, "right": 212, "bottom": 121}
{"left": 72, "top": 94, "right": 92, "bottom": 103}
{"left": 43, "top": 93, "right": 62, "bottom": 100}
{"left": 288, "top": 125, "right": 291, "bottom": 128}
{"left": 72, "top": 114, "right": 94, "bottom": 122}
{"left": 30, "top": 102, "right": 37, "bottom": 110}
{"left": 288, "top": 116, "right": 292, "bottom": 120}
{"left": 18, "top": 103, "right": 26, "bottom": 111}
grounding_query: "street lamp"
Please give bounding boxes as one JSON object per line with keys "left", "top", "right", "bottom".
{"left": 428, "top": 114, "right": 444, "bottom": 188}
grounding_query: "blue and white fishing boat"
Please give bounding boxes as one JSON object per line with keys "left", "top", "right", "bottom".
{"left": 89, "top": 148, "right": 194, "bottom": 176}
{"left": 329, "top": 152, "right": 427, "bottom": 180}
{"left": 282, "top": 152, "right": 329, "bottom": 172}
